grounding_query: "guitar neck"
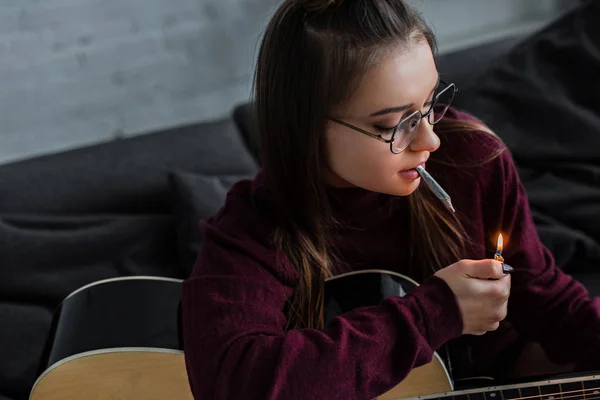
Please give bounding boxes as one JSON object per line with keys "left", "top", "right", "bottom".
{"left": 406, "top": 374, "right": 600, "bottom": 400}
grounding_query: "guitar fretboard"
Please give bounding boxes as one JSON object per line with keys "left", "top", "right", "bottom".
{"left": 406, "top": 375, "right": 600, "bottom": 400}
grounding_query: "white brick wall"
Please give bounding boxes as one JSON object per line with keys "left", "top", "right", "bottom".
{"left": 0, "top": 0, "right": 568, "bottom": 165}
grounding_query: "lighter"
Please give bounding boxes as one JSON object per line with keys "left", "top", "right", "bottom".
{"left": 495, "top": 234, "right": 513, "bottom": 274}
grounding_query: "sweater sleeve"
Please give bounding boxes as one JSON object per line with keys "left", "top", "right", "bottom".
{"left": 487, "top": 149, "right": 600, "bottom": 369}
{"left": 181, "top": 193, "right": 463, "bottom": 400}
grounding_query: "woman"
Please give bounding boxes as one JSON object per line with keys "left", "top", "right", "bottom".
{"left": 182, "top": 0, "right": 600, "bottom": 399}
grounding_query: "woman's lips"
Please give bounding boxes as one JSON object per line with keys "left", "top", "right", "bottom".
{"left": 398, "top": 163, "right": 425, "bottom": 180}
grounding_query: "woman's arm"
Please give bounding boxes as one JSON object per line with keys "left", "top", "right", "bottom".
{"left": 181, "top": 195, "right": 463, "bottom": 400}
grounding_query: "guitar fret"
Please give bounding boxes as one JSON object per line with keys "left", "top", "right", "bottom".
{"left": 583, "top": 380, "right": 600, "bottom": 398}
{"left": 502, "top": 389, "right": 521, "bottom": 400}
{"left": 521, "top": 386, "right": 542, "bottom": 399}
{"left": 540, "top": 384, "right": 562, "bottom": 400}
{"left": 562, "top": 381, "right": 585, "bottom": 400}
{"left": 484, "top": 389, "right": 502, "bottom": 400}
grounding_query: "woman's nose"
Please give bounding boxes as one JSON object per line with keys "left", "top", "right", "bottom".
{"left": 408, "top": 118, "right": 440, "bottom": 153}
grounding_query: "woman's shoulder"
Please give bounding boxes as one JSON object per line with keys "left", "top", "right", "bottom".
{"left": 431, "top": 107, "right": 517, "bottom": 200}
{"left": 195, "top": 170, "right": 300, "bottom": 283}
{"left": 201, "top": 169, "right": 274, "bottom": 245}
{"left": 434, "top": 107, "right": 507, "bottom": 166}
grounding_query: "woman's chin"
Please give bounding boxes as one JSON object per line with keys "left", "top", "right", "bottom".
{"left": 379, "top": 176, "right": 421, "bottom": 197}
{"left": 331, "top": 173, "right": 422, "bottom": 197}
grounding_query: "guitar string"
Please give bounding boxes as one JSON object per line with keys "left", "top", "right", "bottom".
{"left": 507, "top": 394, "right": 600, "bottom": 400}
{"left": 449, "top": 386, "right": 600, "bottom": 400}
{"left": 493, "top": 395, "right": 600, "bottom": 400}
{"left": 542, "top": 391, "right": 600, "bottom": 400}
{"left": 511, "top": 386, "right": 600, "bottom": 400}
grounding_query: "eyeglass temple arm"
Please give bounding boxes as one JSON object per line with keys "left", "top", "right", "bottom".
{"left": 329, "top": 118, "right": 391, "bottom": 143}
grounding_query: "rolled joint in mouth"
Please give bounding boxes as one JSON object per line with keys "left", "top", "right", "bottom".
{"left": 415, "top": 165, "right": 456, "bottom": 213}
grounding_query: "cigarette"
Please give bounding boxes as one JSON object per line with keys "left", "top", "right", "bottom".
{"left": 415, "top": 165, "right": 455, "bottom": 213}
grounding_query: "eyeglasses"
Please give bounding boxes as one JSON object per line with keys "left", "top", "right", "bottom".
{"left": 330, "top": 81, "right": 458, "bottom": 154}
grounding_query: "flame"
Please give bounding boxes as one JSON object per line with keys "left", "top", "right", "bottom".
{"left": 497, "top": 233, "right": 503, "bottom": 254}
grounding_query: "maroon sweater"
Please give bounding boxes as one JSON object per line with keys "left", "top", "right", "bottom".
{"left": 182, "top": 109, "right": 600, "bottom": 399}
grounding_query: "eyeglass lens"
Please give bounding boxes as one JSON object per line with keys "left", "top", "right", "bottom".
{"left": 429, "top": 85, "right": 455, "bottom": 124}
{"left": 391, "top": 84, "right": 455, "bottom": 153}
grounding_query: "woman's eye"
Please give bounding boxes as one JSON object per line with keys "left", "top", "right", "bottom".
{"left": 374, "top": 125, "right": 397, "bottom": 139}
{"left": 374, "top": 125, "right": 397, "bottom": 132}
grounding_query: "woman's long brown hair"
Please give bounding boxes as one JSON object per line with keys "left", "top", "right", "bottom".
{"left": 254, "top": 0, "right": 504, "bottom": 330}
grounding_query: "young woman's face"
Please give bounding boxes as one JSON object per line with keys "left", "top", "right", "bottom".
{"left": 325, "top": 40, "right": 440, "bottom": 197}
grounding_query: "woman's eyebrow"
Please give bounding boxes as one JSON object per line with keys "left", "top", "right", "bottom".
{"left": 369, "top": 75, "right": 441, "bottom": 117}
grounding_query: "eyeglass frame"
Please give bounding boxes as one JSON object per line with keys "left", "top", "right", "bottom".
{"left": 329, "top": 81, "right": 458, "bottom": 154}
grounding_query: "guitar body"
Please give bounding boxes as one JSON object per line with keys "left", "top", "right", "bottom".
{"left": 30, "top": 276, "right": 192, "bottom": 400}
{"left": 324, "top": 270, "right": 454, "bottom": 399}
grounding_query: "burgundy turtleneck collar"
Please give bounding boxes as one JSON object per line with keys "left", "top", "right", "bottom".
{"left": 250, "top": 168, "right": 408, "bottom": 229}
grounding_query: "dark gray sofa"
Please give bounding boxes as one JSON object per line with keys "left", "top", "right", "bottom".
{"left": 2, "top": 2, "right": 600, "bottom": 399}
{"left": 0, "top": 119, "right": 259, "bottom": 400}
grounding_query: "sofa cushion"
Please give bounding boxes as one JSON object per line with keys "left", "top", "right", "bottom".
{"left": 0, "top": 118, "right": 258, "bottom": 215}
{"left": 0, "top": 303, "right": 51, "bottom": 400}
{"left": 572, "top": 272, "right": 600, "bottom": 299}
{"left": 169, "top": 171, "right": 256, "bottom": 276}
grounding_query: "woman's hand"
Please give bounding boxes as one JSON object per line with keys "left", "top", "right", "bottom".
{"left": 435, "top": 259, "right": 511, "bottom": 335}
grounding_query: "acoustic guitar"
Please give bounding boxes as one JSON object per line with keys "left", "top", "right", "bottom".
{"left": 30, "top": 272, "right": 600, "bottom": 400}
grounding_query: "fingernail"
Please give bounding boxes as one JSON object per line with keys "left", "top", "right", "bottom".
{"left": 503, "top": 264, "right": 513, "bottom": 274}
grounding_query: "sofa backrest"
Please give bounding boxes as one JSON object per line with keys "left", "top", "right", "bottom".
{"left": 0, "top": 118, "right": 258, "bottom": 215}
